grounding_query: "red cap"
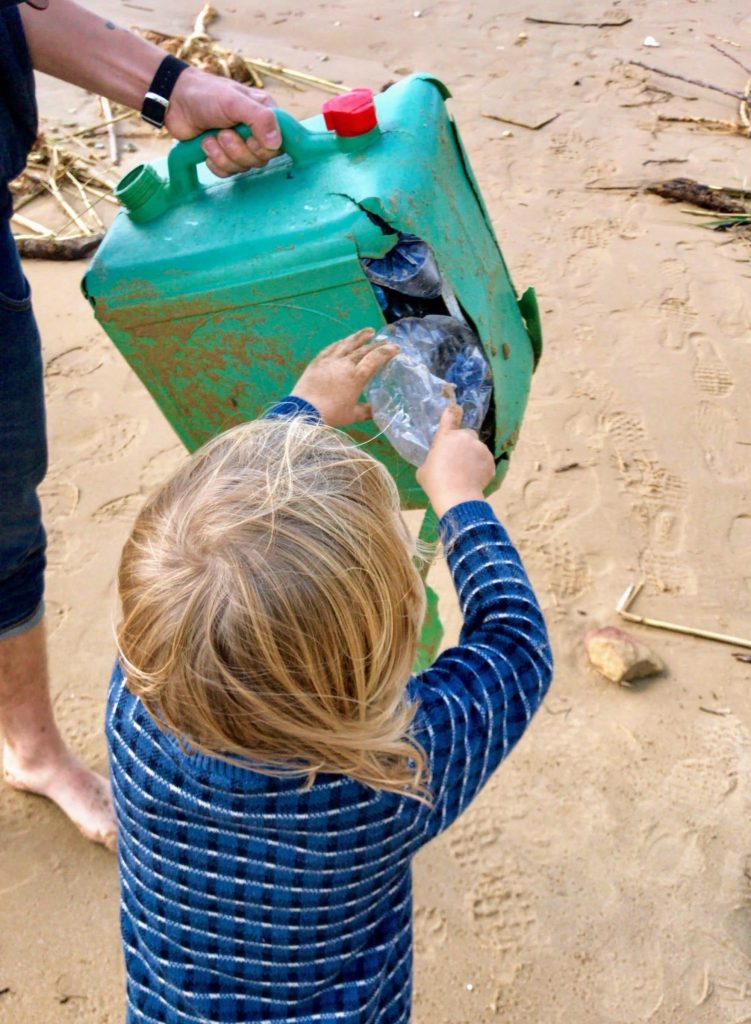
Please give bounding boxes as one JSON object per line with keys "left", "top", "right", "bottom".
{"left": 322, "top": 89, "right": 378, "bottom": 137}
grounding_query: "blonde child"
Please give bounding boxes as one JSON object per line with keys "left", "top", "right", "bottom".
{"left": 107, "top": 327, "right": 552, "bottom": 1024}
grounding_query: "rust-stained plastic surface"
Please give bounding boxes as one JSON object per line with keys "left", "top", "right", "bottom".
{"left": 83, "top": 73, "right": 542, "bottom": 509}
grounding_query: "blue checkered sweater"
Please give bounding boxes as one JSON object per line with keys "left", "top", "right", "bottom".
{"left": 107, "top": 400, "right": 552, "bottom": 1024}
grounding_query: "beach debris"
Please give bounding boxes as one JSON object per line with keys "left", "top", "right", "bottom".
{"left": 585, "top": 625, "right": 664, "bottom": 685}
{"left": 98, "top": 96, "right": 120, "bottom": 165}
{"left": 515, "top": 31, "right": 528, "bottom": 46}
{"left": 628, "top": 60, "right": 746, "bottom": 100}
{"left": 699, "top": 706, "right": 731, "bottom": 716}
{"left": 10, "top": 130, "right": 119, "bottom": 258}
{"left": 628, "top": 46, "right": 751, "bottom": 138}
{"left": 525, "top": 13, "right": 632, "bottom": 28}
{"left": 643, "top": 36, "right": 660, "bottom": 47}
{"left": 15, "top": 235, "right": 103, "bottom": 260}
{"left": 733, "top": 653, "right": 751, "bottom": 664}
{"left": 646, "top": 177, "right": 747, "bottom": 213}
{"left": 481, "top": 110, "right": 559, "bottom": 131}
{"left": 617, "top": 581, "right": 751, "bottom": 649}
{"left": 657, "top": 113, "right": 750, "bottom": 136}
{"left": 135, "top": 5, "right": 350, "bottom": 94}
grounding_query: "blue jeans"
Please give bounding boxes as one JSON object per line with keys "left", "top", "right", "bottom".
{"left": 0, "top": 216, "right": 47, "bottom": 639}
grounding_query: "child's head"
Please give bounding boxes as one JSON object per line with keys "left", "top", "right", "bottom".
{"left": 118, "top": 417, "right": 428, "bottom": 797}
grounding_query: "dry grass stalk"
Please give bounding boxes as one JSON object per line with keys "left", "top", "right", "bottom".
{"left": 135, "top": 4, "right": 349, "bottom": 95}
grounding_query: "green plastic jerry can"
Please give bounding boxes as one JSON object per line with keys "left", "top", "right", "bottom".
{"left": 83, "top": 73, "right": 542, "bottom": 666}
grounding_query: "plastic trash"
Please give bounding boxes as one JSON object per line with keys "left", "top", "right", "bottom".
{"left": 362, "top": 233, "right": 443, "bottom": 298}
{"left": 366, "top": 315, "right": 493, "bottom": 467}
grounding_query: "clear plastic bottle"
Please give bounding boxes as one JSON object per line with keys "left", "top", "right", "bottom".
{"left": 366, "top": 315, "right": 493, "bottom": 467}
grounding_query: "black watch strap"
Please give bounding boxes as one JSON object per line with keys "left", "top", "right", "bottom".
{"left": 141, "top": 55, "right": 190, "bottom": 128}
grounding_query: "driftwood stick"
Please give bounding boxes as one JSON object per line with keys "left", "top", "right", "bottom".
{"left": 525, "top": 14, "right": 631, "bottom": 27}
{"left": 710, "top": 42, "right": 751, "bottom": 77}
{"left": 15, "top": 234, "right": 103, "bottom": 260}
{"left": 44, "top": 175, "right": 93, "bottom": 236}
{"left": 98, "top": 96, "right": 120, "bottom": 165}
{"left": 11, "top": 211, "right": 54, "bottom": 236}
{"left": 658, "top": 113, "right": 747, "bottom": 135}
{"left": 646, "top": 177, "right": 747, "bottom": 213}
{"left": 628, "top": 60, "right": 745, "bottom": 100}
{"left": 65, "top": 170, "right": 105, "bottom": 230}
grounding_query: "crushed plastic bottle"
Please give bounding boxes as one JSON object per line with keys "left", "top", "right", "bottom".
{"left": 362, "top": 234, "right": 442, "bottom": 298}
{"left": 366, "top": 315, "right": 492, "bottom": 467}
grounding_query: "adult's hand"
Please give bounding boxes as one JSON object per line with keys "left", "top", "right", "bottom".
{"left": 165, "top": 68, "right": 281, "bottom": 177}
{"left": 20, "top": 0, "right": 281, "bottom": 177}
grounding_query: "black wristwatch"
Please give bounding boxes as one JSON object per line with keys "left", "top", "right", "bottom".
{"left": 141, "top": 55, "right": 190, "bottom": 129}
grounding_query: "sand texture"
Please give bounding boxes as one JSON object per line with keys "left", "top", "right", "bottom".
{"left": 2, "top": 1, "right": 751, "bottom": 1021}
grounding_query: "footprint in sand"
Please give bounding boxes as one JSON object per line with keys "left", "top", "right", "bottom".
{"left": 139, "top": 446, "right": 188, "bottom": 494}
{"left": 92, "top": 493, "right": 145, "bottom": 524}
{"left": 470, "top": 869, "right": 540, "bottom": 985}
{"left": 38, "top": 478, "right": 79, "bottom": 523}
{"left": 640, "top": 824, "right": 705, "bottom": 883}
{"left": 63, "top": 415, "right": 143, "bottom": 466}
{"left": 447, "top": 802, "right": 513, "bottom": 869}
{"left": 690, "top": 332, "right": 734, "bottom": 396}
{"left": 694, "top": 401, "right": 746, "bottom": 481}
{"left": 729, "top": 514, "right": 751, "bottom": 556}
{"left": 657, "top": 293, "right": 698, "bottom": 326}
{"left": 413, "top": 905, "right": 448, "bottom": 958}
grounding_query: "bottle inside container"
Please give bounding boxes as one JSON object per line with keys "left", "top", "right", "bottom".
{"left": 362, "top": 234, "right": 494, "bottom": 467}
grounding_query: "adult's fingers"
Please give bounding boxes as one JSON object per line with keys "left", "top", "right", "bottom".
{"left": 202, "top": 129, "right": 275, "bottom": 175}
{"left": 223, "top": 89, "right": 281, "bottom": 149}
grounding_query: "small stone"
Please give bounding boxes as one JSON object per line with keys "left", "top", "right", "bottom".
{"left": 643, "top": 35, "right": 660, "bottom": 47}
{"left": 466, "top": 983, "right": 474, "bottom": 991}
{"left": 585, "top": 626, "right": 664, "bottom": 685}
{"left": 515, "top": 31, "right": 528, "bottom": 46}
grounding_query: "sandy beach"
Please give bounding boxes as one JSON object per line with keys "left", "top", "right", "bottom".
{"left": 2, "top": 0, "right": 751, "bottom": 1021}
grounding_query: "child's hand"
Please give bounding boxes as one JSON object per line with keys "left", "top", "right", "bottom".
{"left": 291, "top": 328, "right": 398, "bottom": 427}
{"left": 417, "top": 404, "right": 496, "bottom": 518}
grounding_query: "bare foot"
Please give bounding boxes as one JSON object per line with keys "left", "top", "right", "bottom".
{"left": 3, "top": 744, "right": 117, "bottom": 852}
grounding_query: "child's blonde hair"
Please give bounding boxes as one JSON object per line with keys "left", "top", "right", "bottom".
{"left": 117, "top": 416, "right": 429, "bottom": 798}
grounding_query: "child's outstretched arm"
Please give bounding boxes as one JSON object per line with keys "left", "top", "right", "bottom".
{"left": 265, "top": 328, "right": 398, "bottom": 426}
{"left": 411, "top": 406, "right": 553, "bottom": 840}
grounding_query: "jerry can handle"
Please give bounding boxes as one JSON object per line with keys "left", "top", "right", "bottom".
{"left": 167, "top": 110, "right": 332, "bottom": 199}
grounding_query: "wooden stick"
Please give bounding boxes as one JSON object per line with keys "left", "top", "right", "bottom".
{"left": 193, "top": 2, "right": 218, "bottom": 37}
{"left": 71, "top": 109, "right": 135, "bottom": 138}
{"left": 526, "top": 14, "right": 631, "bottom": 27}
{"left": 11, "top": 211, "right": 54, "bottom": 236}
{"left": 245, "top": 59, "right": 349, "bottom": 93}
{"left": 657, "top": 113, "right": 747, "bottom": 134}
{"left": 44, "top": 170, "right": 93, "bottom": 235}
{"left": 98, "top": 96, "right": 120, "bottom": 165}
{"left": 481, "top": 111, "right": 560, "bottom": 131}
{"left": 710, "top": 42, "right": 751, "bottom": 77}
{"left": 628, "top": 60, "right": 745, "bottom": 100}
{"left": 617, "top": 582, "right": 751, "bottom": 649}
{"left": 65, "top": 170, "right": 105, "bottom": 230}
{"left": 15, "top": 234, "right": 103, "bottom": 260}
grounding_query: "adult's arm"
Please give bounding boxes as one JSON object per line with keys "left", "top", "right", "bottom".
{"left": 19, "top": 0, "right": 281, "bottom": 176}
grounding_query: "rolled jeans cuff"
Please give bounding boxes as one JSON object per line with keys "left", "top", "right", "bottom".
{"left": 0, "top": 599, "right": 45, "bottom": 641}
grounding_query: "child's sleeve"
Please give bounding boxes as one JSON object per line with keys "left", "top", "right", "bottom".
{"left": 410, "top": 499, "right": 553, "bottom": 842}
{"left": 263, "top": 396, "right": 322, "bottom": 422}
